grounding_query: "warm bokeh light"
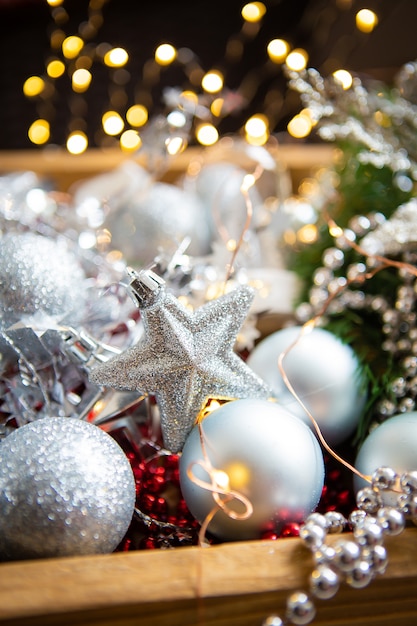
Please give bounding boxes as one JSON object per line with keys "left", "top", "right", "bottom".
{"left": 126, "top": 104, "right": 148, "bottom": 127}
{"left": 167, "top": 110, "right": 187, "bottom": 128}
{"left": 195, "top": 123, "right": 219, "bottom": 146}
{"left": 154, "top": 43, "right": 177, "bottom": 65}
{"left": 104, "top": 47, "right": 129, "bottom": 67}
{"left": 211, "top": 97, "right": 224, "bottom": 116}
{"left": 333, "top": 69, "right": 353, "bottom": 89}
{"left": 244, "top": 114, "right": 269, "bottom": 145}
{"left": 355, "top": 8, "right": 378, "bottom": 33}
{"left": 165, "top": 135, "right": 187, "bottom": 155}
{"left": 46, "top": 0, "right": 63, "bottom": 5}
{"left": 62, "top": 36, "right": 84, "bottom": 59}
{"left": 180, "top": 90, "right": 198, "bottom": 106}
{"left": 66, "top": 131, "right": 88, "bottom": 154}
{"left": 46, "top": 59, "right": 65, "bottom": 79}
{"left": 120, "top": 129, "right": 141, "bottom": 152}
{"left": 287, "top": 113, "right": 312, "bottom": 138}
{"left": 241, "top": 2, "right": 266, "bottom": 22}
{"left": 28, "top": 119, "right": 50, "bottom": 145}
{"left": 285, "top": 48, "right": 308, "bottom": 71}
{"left": 72, "top": 68, "right": 92, "bottom": 92}
{"left": 102, "top": 111, "right": 124, "bottom": 135}
{"left": 297, "top": 223, "right": 318, "bottom": 244}
{"left": 201, "top": 70, "right": 224, "bottom": 94}
{"left": 23, "top": 76, "right": 45, "bottom": 97}
{"left": 267, "top": 38, "right": 290, "bottom": 63}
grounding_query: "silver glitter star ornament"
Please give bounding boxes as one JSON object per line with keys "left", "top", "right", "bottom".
{"left": 90, "top": 268, "right": 271, "bottom": 452}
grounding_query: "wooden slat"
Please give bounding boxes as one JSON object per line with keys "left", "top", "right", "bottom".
{"left": 0, "top": 529, "right": 416, "bottom": 625}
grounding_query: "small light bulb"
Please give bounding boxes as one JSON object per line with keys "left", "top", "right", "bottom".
{"left": 102, "top": 111, "right": 124, "bottom": 136}
{"left": 286, "top": 48, "right": 308, "bottom": 71}
{"left": 155, "top": 43, "right": 177, "bottom": 66}
{"left": 333, "top": 69, "right": 353, "bottom": 90}
{"left": 120, "top": 130, "right": 141, "bottom": 152}
{"left": 356, "top": 8, "right": 378, "bottom": 33}
{"left": 67, "top": 131, "right": 88, "bottom": 154}
{"left": 28, "top": 119, "right": 50, "bottom": 145}
{"left": 46, "top": 59, "right": 65, "bottom": 79}
{"left": 126, "top": 104, "right": 148, "bottom": 127}
{"left": 201, "top": 70, "right": 224, "bottom": 94}
{"left": 72, "top": 68, "right": 92, "bottom": 92}
{"left": 196, "top": 123, "right": 219, "bottom": 146}
{"left": 241, "top": 2, "right": 266, "bottom": 22}
{"left": 104, "top": 47, "right": 129, "bottom": 68}
{"left": 62, "top": 36, "right": 84, "bottom": 59}
{"left": 267, "top": 39, "right": 290, "bottom": 63}
{"left": 23, "top": 76, "right": 45, "bottom": 97}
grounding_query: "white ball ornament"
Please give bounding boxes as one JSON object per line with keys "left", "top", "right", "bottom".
{"left": 179, "top": 399, "right": 325, "bottom": 541}
{"left": 354, "top": 412, "right": 417, "bottom": 503}
{"left": 0, "top": 418, "right": 136, "bottom": 561}
{"left": 246, "top": 326, "right": 366, "bottom": 446}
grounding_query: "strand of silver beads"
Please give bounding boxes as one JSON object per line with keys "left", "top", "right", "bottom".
{"left": 262, "top": 466, "right": 417, "bottom": 626}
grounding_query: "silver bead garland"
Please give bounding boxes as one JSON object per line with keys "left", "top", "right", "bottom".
{"left": 262, "top": 466, "right": 417, "bottom": 625}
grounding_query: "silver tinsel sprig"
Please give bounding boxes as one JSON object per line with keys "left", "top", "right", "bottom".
{"left": 287, "top": 62, "right": 417, "bottom": 181}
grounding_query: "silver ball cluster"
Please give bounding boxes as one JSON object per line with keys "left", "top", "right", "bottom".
{"left": 295, "top": 209, "right": 417, "bottom": 425}
{"left": 262, "top": 466, "right": 417, "bottom": 625}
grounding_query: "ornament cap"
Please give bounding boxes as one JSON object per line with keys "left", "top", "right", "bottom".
{"left": 127, "top": 267, "right": 165, "bottom": 309}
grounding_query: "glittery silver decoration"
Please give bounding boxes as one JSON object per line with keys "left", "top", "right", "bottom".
{"left": 90, "top": 268, "right": 271, "bottom": 453}
{"left": 0, "top": 231, "right": 87, "bottom": 329}
{"left": 361, "top": 199, "right": 417, "bottom": 256}
{"left": 179, "top": 399, "right": 324, "bottom": 541}
{"left": 0, "top": 417, "right": 136, "bottom": 561}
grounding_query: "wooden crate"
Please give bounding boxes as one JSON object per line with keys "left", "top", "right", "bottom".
{"left": 0, "top": 145, "right": 416, "bottom": 626}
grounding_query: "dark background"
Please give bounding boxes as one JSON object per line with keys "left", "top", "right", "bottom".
{"left": 1, "top": 0, "right": 417, "bottom": 150}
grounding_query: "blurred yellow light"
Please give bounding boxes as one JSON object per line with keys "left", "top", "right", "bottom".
{"left": 374, "top": 110, "right": 391, "bottom": 128}
{"left": 196, "top": 123, "right": 219, "bottom": 146}
{"left": 126, "top": 104, "right": 148, "bottom": 127}
{"left": 28, "top": 119, "right": 50, "bottom": 145}
{"left": 181, "top": 90, "right": 198, "bottom": 104}
{"left": 46, "top": 59, "right": 65, "bottom": 79}
{"left": 62, "top": 36, "right": 84, "bottom": 59}
{"left": 102, "top": 111, "right": 124, "bottom": 136}
{"left": 246, "top": 131, "right": 269, "bottom": 146}
{"left": 165, "top": 135, "right": 187, "bottom": 155}
{"left": 120, "top": 129, "right": 142, "bottom": 152}
{"left": 46, "top": 0, "right": 63, "bottom": 5}
{"left": 23, "top": 76, "right": 45, "bottom": 97}
{"left": 225, "top": 462, "right": 251, "bottom": 489}
{"left": 154, "top": 43, "right": 177, "bottom": 66}
{"left": 66, "top": 131, "right": 88, "bottom": 154}
{"left": 245, "top": 114, "right": 268, "bottom": 138}
{"left": 104, "top": 47, "right": 129, "bottom": 68}
{"left": 267, "top": 38, "right": 290, "bottom": 63}
{"left": 333, "top": 69, "right": 353, "bottom": 89}
{"left": 297, "top": 224, "right": 318, "bottom": 244}
{"left": 201, "top": 70, "right": 224, "bottom": 94}
{"left": 211, "top": 98, "right": 224, "bottom": 116}
{"left": 72, "top": 68, "right": 92, "bottom": 92}
{"left": 285, "top": 48, "right": 308, "bottom": 71}
{"left": 356, "top": 8, "right": 378, "bottom": 33}
{"left": 241, "top": 2, "right": 266, "bottom": 22}
{"left": 287, "top": 114, "right": 312, "bottom": 138}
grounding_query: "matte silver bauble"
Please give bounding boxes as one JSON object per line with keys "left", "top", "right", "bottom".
{"left": 0, "top": 418, "right": 136, "bottom": 561}
{"left": 179, "top": 398, "right": 324, "bottom": 541}
{"left": 246, "top": 326, "right": 366, "bottom": 445}
{"left": 104, "top": 182, "right": 212, "bottom": 265}
{"left": 354, "top": 412, "right": 417, "bottom": 503}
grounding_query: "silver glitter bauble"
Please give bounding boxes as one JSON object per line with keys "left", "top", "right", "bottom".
{"left": 104, "top": 182, "right": 212, "bottom": 265}
{"left": 0, "top": 231, "right": 87, "bottom": 329}
{"left": 246, "top": 326, "right": 366, "bottom": 445}
{"left": 0, "top": 417, "right": 136, "bottom": 561}
{"left": 354, "top": 412, "right": 417, "bottom": 504}
{"left": 179, "top": 399, "right": 324, "bottom": 541}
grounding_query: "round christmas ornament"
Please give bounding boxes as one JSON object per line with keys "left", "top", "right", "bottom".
{"left": 246, "top": 326, "right": 366, "bottom": 446}
{"left": 0, "top": 231, "right": 88, "bottom": 329}
{"left": 0, "top": 417, "right": 136, "bottom": 561}
{"left": 354, "top": 412, "right": 417, "bottom": 502}
{"left": 103, "top": 182, "right": 212, "bottom": 265}
{"left": 179, "top": 398, "right": 325, "bottom": 541}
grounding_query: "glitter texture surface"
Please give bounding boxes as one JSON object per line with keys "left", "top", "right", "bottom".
{"left": 90, "top": 269, "right": 271, "bottom": 453}
{"left": 361, "top": 199, "right": 417, "bottom": 256}
{"left": 0, "top": 231, "right": 87, "bottom": 329}
{"left": 0, "top": 417, "right": 136, "bottom": 561}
